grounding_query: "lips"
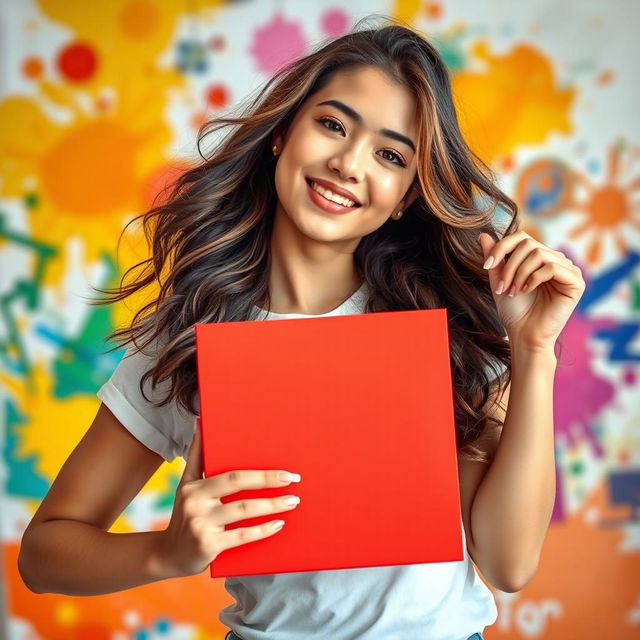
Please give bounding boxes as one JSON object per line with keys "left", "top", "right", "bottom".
{"left": 305, "top": 178, "right": 361, "bottom": 214}
{"left": 305, "top": 177, "right": 362, "bottom": 206}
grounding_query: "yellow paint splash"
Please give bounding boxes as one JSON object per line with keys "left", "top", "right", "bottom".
{"left": 453, "top": 40, "right": 575, "bottom": 164}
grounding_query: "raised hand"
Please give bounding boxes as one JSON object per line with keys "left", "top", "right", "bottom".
{"left": 478, "top": 231, "right": 586, "bottom": 353}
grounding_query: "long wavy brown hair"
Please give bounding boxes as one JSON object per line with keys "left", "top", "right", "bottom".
{"left": 91, "top": 15, "right": 520, "bottom": 464}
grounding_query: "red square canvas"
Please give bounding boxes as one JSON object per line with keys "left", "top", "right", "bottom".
{"left": 194, "top": 308, "right": 463, "bottom": 579}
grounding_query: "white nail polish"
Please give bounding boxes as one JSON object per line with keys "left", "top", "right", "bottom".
{"left": 278, "top": 471, "right": 302, "bottom": 483}
{"left": 483, "top": 256, "right": 494, "bottom": 269}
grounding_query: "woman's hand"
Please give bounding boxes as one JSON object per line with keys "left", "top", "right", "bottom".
{"left": 156, "top": 417, "right": 302, "bottom": 578}
{"left": 478, "top": 231, "right": 586, "bottom": 354}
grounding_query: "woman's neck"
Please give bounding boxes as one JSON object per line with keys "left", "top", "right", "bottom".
{"left": 260, "top": 272, "right": 363, "bottom": 315}
{"left": 260, "top": 208, "right": 363, "bottom": 315}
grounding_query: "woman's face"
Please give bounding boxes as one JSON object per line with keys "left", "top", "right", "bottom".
{"left": 272, "top": 65, "right": 419, "bottom": 250}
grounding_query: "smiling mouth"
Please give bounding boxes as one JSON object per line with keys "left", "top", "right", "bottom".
{"left": 305, "top": 178, "right": 362, "bottom": 208}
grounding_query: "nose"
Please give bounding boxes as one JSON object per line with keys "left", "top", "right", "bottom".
{"left": 327, "top": 142, "right": 366, "bottom": 184}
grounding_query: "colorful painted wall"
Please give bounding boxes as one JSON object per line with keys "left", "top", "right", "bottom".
{"left": 1, "top": 1, "right": 639, "bottom": 638}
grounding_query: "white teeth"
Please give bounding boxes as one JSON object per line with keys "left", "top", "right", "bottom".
{"left": 310, "top": 181, "right": 357, "bottom": 207}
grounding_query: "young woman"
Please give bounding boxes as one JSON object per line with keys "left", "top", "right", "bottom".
{"left": 18, "top": 17, "right": 585, "bottom": 640}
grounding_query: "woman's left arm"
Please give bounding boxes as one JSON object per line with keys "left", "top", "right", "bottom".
{"left": 471, "top": 230, "right": 586, "bottom": 591}
{"left": 470, "top": 346, "right": 556, "bottom": 592}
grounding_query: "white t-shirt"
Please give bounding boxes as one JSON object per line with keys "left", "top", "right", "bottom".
{"left": 97, "top": 281, "right": 499, "bottom": 639}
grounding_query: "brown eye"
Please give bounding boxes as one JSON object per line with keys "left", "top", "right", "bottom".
{"left": 317, "top": 117, "right": 344, "bottom": 134}
{"left": 380, "top": 149, "right": 406, "bottom": 167}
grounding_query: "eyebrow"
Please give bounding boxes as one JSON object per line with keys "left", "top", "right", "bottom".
{"left": 316, "top": 99, "right": 416, "bottom": 153}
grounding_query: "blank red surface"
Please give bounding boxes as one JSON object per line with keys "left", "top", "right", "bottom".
{"left": 194, "top": 308, "right": 463, "bottom": 579}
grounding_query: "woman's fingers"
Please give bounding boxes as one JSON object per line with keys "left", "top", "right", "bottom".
{"left": 483, "top": 229, "right": 531, "bottom": 265}
{"left": 519, "top": 261, "right": 584, "bottom": 295}
{"left": 200, "top": 468, "right": 302, "bottom": 498}
{"left": 214, "top": 519, "right": 288, "bottom": 553}
{"left": 484, "top": 233, "right": 574, "bottom": 296}
{"left": 215, "top": 494, "right": 301, "bottom": 527}
{"left": 502, "top": 247, "right": 569, "bottom": 296}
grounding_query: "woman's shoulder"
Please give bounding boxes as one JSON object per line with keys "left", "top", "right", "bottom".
{"left": 96, "top": 335, "right": 197, "bottom": 463}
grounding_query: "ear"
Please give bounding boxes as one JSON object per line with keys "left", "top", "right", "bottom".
{"left": 271, "top": 123, "right": 289, "bottom": 152}
{"left": 401, "top": 182, "right": 420, "bottom": 210}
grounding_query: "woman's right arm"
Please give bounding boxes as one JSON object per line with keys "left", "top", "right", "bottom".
{"left": 18, "top": 404, "right": 302, "bottom": 596}
{"left": 17, "top": 403, "right": 175, "bottom": 595}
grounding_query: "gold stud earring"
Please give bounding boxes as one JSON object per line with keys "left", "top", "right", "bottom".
{"left": 391, "top": 210, "right": 403, "bottom": 220}
{"left": 272, "top": 144, "right": 278, "bottom": 155}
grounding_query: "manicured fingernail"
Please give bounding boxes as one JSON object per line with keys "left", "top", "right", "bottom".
{"left": 508, "top": 285, "right": 516, "bottom": 297}
{"left": 495, "top": 280, "right": 504, "bottom": 295}
{"left": 483, "top": 256, "right": 495, "bottom": 269}
{"left": 278, "top": 471, "right": 301, "bottom": 483}
{"left": 282, "top": 495, "right": 301, "bottom": 506}
{"left": 271, "top": 520, "right": 285, "bottom": 530}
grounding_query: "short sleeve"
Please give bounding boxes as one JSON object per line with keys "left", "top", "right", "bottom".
{"left": 96, "top": 342, "right": 198, "bottom": 463}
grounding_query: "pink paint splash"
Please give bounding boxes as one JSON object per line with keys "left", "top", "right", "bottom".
{"left": 320, "top": 9, "right": 350, "bottom": 38}
{"left": 248, "top": 12, "right": 308, "bottom": 75}
{"left": 554, "top": 312, "right": 616, "bottom": 456}
{"left": 551, "top": 236, "right": 632, "bottom": 522}
{"left": 552, "top": 311, "right": 617, "bottom": 522}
